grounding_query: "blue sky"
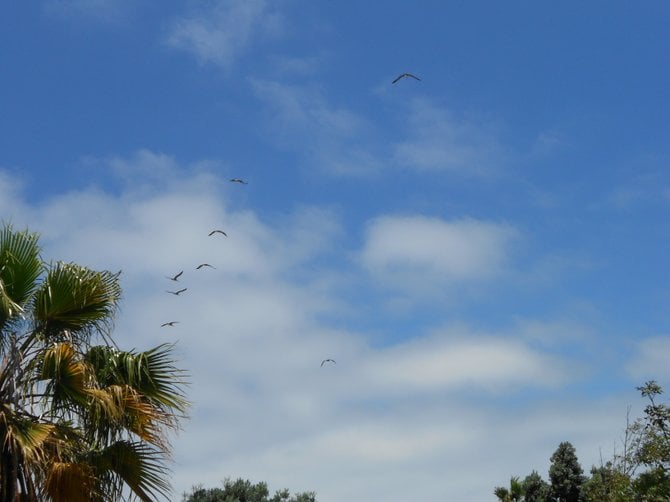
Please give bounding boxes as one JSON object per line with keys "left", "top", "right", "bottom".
{"left": 1, "top": 1, "right": 669, "bottom": 500}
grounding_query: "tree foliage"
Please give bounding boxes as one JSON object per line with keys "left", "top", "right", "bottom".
{"left": 493, "top": 381, "right": 670, "bottom": 501}
{"left": 0, "top": 224, "right": 189, "bottom": 501}
{"left": 548, "top": 441, "right": 585, "bottom": 501}
{"left": 182, "top": 478, "right": 316, "bottom": 502}
{"left": 581, "top": 462, "right": 632, "bottom": 502}
{"left": 522, "top": 471, "right": 550, "bottom": 502}
{"left": 494, "top": 476, "right": 524, "bottom": 501}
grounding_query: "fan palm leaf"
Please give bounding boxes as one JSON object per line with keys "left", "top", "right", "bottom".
{"left": 43, "top": 461, "right": 96, "bottom": 502}
{"left": 40, "top": 342, "right": 90, "bottom": 408}
{"left": 0, "top": 405, "right": 56, "bottom": 500}
{"left": 0, "top": 406, "right": 54, "bottom": 462}
{"left": 86, "top": 344, "right": 189, "bottom": 416}
{"left": 0, "top": 225, "right": 42, "bottom": 330}
{"left": 90, "top": 440, "right": 172, "bottom": 501}
{"left": 32, "top": 263, "right": 121, "bottom": 342}
{"left": 84, "top": 384, "right": 161, "bottom": 448}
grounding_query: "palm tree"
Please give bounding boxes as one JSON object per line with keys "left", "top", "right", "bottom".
{"left": 0, "top": 224, "right": 189, "bottom": 501}
{"left": 494, "top": 476, "right": 524, "bottom": 501}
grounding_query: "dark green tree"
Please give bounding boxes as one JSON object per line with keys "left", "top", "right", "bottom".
{"left": 548, "top": 441, "right": 585, "bottom": 501}
{"left": 523, "top": 470, "right": 550, "bottom": 502}
{"left": 182, "top": 478, "right": 316, "bottom": 502}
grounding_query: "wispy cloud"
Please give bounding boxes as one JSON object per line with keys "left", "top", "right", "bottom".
{"left": 393, "top": 98, "right": 508, "bottom": 176}
{"left": 166, "top": 0, "right": 281, "bottom": 69}
{"left": 600, "top": 159, "right": 670, "bottom": 212}
{"left": 626, "top": 336, "right": 670, "bottom": 381}
{"left": 251, "top": 79, "right": 383, "bottom": 175}
{"left": 0, "top": 171, "right": 25, "bottom": 217}
{"left": 251, "top": 83, "right": 519, "bottom": 179}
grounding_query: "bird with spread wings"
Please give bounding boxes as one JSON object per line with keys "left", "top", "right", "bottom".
{"left": 166, "top": 270, "right": 183, "bottom": 281}
{"left": 392, "top": 72, "right": 421, "bottom": 84}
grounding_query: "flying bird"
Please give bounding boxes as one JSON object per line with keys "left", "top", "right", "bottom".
{"left": 161, "top": 321, "right": 179, "bottom": 327}
{"left": 230, "top": 178, "right": 248, "bottom": 184}
{"left": 321, "top": 359, "right": 336, "bottom": 367}
{"left": 166, "top": 270, "right": 183, "bottom": 281}
{"left": 392, "top": 72, "right": 421, "bottom": 84}
{"left": 208, "top": 230, "right": 227, "bottom": 237}
{"left": 196, "top": 263, "right": 216, "bottom": 270}
{"left": 166, "top": 288, "right": 188, "bottom": 296}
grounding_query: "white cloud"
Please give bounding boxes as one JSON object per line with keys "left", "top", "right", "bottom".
{"left": 360, "top": 215, "right": 517, "bottom": 289}
{"left": 166, "top": 0, "right": 281, "bottom": 69}
{"left": 359, "top": 333, "right": 567, "bottom": 394}
{"left": 626, "top": 336, "right": 670, "bottom": 381}
{"left": 394, "top": 98, "right": 507, "bottom": 175}
{"left": 0, "top": 170, "right": 26, "bottom": 218}
{"left": 0, "top": 158, "right": 636, "bottom": 501}
{"left": 172, "top": 394, "right": 629, "bottom": 502}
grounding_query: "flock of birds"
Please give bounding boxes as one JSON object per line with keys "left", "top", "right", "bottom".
{"left": 162, "top": 178, "right": 243, "bottom": 299}
{"left": 160, "top": 72, "right": 421, "bottom": 368}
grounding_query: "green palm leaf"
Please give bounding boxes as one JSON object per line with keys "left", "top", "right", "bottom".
{"left": 33, "top": 263, "right": 121, "bottom": 342}
{"left": 0, "top": 408, "right": 45, "bottom": 500}
{"left": 0, "top": 406, "right": 54, "bottom": 462}
{"left": 93, "top": 440, "right": 172, "bottom": 501}
{"left": 86, "top": 344, "right": 189, "bottom": 415}
{"left": 0, "top": 224, "right": 42, "bottom": 328}
{"left": 83, "top": 383, "right": 161, "bottom": 449}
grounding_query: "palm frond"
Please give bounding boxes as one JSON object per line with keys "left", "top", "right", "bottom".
{"left": 94, "top": 440, "right": 172, "bottom": 501}
{"left": 32, "top": 263, "right": 121, "bottom": 342}
{"left": 81, "top": 383, "right": 171, "bottom": 453}
{"left": 40, "top": 342, "right": 90, "bottom": 408}
{"left": 0, "top": 405, "right": 54, "bottom": 462}
{"left": 43, "top": 461, "right": 96, "bottom": 502}
{"left": 88, "top": 384, "right": 162, "bottom": 448}
{"left": 142, "top": 344, "right": 190, "bottom": 415}
{"left": 86, "top": 344, "right": 189, "bottom": 416}
{"left": 0, "top": 224, "right": 42, "bottom": 329}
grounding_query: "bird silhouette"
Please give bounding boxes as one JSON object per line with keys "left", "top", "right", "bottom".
{"left": 392, "top": 73, "right": 421, "bottom": 84}
{"left": 167, "top": 270, "right": 183, "bottom": 281}
{"left": 230, "top": 178, "right": 248, "bottom": 184}
{"left": 321, "top": 359, "right": 336, "bottom": 367}
{"left": 161, "top": 321, "right": 179, "bottom": 327}
{"left": 208, "top": 230, "right": 227, "bottom": 237}
{"left": 166, "top": 288, "right": 188, "bottom": 295}
{"left": 196, "top": 263, "right": 216, "bottom": 270}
